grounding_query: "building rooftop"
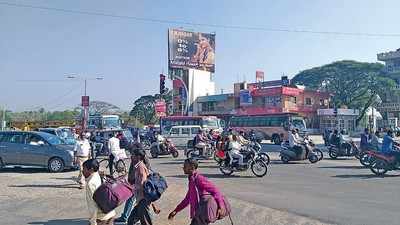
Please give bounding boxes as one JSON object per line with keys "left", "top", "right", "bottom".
{"left": 377, "top": 48, "right": 400, "bottom": 61}
{"left": 196, "top": 93, "right": 234, "bottom": 103}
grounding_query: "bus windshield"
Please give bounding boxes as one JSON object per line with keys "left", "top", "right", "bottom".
{"left": 102, "top": 117, "right": 121, "bottom": 129}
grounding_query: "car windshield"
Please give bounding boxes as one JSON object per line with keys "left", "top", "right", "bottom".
{"left": 292, "top": 119, "right": 305, "bottom": 130}
{"left": 123, "top": 130, "right": 133, "bottom": 139}
{"left": 203, "top": 119, "right": 218, "bottom": 128}
{"left": 39, "top": 132, "right": 66, "bottom": 145}
{"left": 103, "top": 118, "right": 120, "bottom": 128}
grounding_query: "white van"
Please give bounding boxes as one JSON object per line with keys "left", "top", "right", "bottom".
{"left": 165, "top": 125, "right": 202, "bottom": 148}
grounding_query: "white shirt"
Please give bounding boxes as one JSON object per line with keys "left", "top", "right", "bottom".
{"left": 107, "top": 137, "right": 120, "bottom": 156}
{"left": 288, "top": 132, "right": 299, "bottom": 148}
{"left": 85, "top": 172, "right": 116, "bottom": 225}
{"left": 76, "top": 139, "right": 91, "bottom": 157}
{"left": 229, "top": 141, "right": 242, "bottom": 154}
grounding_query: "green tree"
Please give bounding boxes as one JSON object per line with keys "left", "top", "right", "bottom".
{"left": 292, "top": 60, "right": 396, "bottom": 124}
{"left": 130, "top": 90, "right": 172, "bottom": 125}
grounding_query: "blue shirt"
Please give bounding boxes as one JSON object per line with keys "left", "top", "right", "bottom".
{"left": 381, "top": 134, "right": 394, "bottom": 153}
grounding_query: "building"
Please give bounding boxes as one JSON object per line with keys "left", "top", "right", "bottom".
{"left": 318, "top": 109, "right": 359, "bottom": 132}
{"left": 377, "top": 48, "right": 400, "bottom": 127}
{"left": 194, "top": 78, "right": 331, "bottom": 129}
{"left": 170, "top": 68, "right": 215, "bottom": 115}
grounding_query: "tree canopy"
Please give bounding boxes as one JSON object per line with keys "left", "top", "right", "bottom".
{"left": 130, "top": 90, "right": 172, "bottom": 125}
{"left": 292, "top": 60, "right": 397, "bottom": 123}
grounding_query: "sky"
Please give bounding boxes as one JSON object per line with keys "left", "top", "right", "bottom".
{"left": 0, "top": 0, "right": 399, "bottom": 112}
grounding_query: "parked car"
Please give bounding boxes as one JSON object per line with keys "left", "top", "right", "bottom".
{"left": 164, "top": 125, "right": 202, "bottom": 149}
{"left": 38, "top": 127, "right": 77, "bottom": 145}
{"left": 0, "top": 131, "right": 76, "bottom": 172}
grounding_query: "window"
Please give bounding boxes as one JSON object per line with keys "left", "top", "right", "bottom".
{"left": 3, "top": 133, "right": 26, "bottom": 144}
{"left": 191, "top": 127, "right": 200, "bottom": 135}
{"left": 26, "top": 134, "right": 46, "bottom": 146}
{"left": 305, "top": 98, "right": 312, "bottom": 106}
{"left": 182, "top": 128, "right": 190, "bottom": 135}
{"left": 265, "top": 96, "right": 281, "bottom": 106}
{"left": 290, "top": 96, "right": 297, "bottom": 104}
{"left": 170, "top": 128, "right": 180, "bottom": 135}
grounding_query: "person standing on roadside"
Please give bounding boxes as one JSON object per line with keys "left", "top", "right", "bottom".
{"left": 115, "top": 150, "right": 151, "bottom": 224}
{"left": 127, "top": 149, "right": 160, "bottom": 225}
{"left": 76, "top": 133, "right": 92, "bottom": 189}
{"left": 168, "top": 158, "right": 226, "bottom": 225}
{"left": 107, "top": 133, "right": 120, "bottom": 175}
{"left": 82, "top": 159, "right": 116, "bottom": 225}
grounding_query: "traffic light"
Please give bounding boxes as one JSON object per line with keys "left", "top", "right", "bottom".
{"left": 159, "top": 74, "right": 166, "bottom": 94}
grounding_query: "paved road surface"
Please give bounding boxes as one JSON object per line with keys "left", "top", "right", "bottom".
{"left": 155, "top": 151, "right": 400, "bottom": 225}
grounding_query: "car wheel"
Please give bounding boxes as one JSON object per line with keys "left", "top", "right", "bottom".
{"left": 48, "top": 157, "right": 65, "bottom": 173}
{"left": 281, "top": 155, "right": 290, "bottom": 163}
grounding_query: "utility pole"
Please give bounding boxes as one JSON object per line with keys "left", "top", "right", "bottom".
{"left": 1, "top": 106, "right": 5, "bottom": 131}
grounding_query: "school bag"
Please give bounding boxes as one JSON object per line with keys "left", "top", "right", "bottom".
{"left": 143, "top": 171, "right": 168, "bottom": 202}
{"left": 93, "top": 176, "right": 135, "bottom": 213}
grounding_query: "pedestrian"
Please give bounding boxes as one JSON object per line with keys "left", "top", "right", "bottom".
{"left": 127, "top": 149, "right": 160, "bottom": 225}
{"left": 82, "top": 159, "right": 116, "bottom": 225}
{"left": 168, "top": 158, "right": 227, "bottom": 225}
{"left": 76, "top": 133, "right": 92, "bottom": 189}
{"left": 115, "top": 150, "right": 151, "bottom": 224}
{"left": 107, "top": 133, "right": 120, "bottom": 175}
{"left": 360, "top": 128, "right": 370, "bottom": 151}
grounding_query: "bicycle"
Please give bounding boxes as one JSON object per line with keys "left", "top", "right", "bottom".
{"left": 98, "top": 156, "right": 129, "bottom": 178}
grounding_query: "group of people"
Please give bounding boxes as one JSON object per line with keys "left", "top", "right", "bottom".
{"left": 80, "top": 149, "right": 228, "bottom": 225}
{"left": 360, "top": 128, "right": 400, "bottom": 162}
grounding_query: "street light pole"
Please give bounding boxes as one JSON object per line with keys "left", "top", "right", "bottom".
{"left": 67, "top": 75, "right": 103, "bottom": 132}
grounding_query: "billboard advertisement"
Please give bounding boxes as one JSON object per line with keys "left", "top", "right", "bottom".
{"left": 155, "top": 99, "right": 167, "bottom": 117}
{"left": 168, "top": 29, "right": 215, "bottom": 72}
{"left": 256, "top": 70, "right": 264, "bottom": 82}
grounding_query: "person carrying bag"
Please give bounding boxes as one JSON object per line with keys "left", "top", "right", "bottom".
{"left": 168, "top": 158, "right": 233, "bottom": 225}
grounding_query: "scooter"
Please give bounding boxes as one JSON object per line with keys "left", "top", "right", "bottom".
{"left": 186, "top": 142, "right": 215, "bottom": 160}
{"left": 150, "top": 139, "right": 179, "bottom": 158}
{"left": 280, "top": 141, "right": 320, "bottom": 163}
{"left": 328, "top": 140, "right": 360, "bottom": 159}
{"left": 219, "top": 147, "right": 268, "bottom": 177}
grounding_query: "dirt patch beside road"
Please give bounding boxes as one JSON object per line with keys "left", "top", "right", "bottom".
{"left": 0, "top": 167, "right": 333, "bottom": 225}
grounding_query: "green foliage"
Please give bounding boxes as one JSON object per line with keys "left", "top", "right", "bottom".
{"left": 8, "top": 109, "right": 80, "bottom": 122}
{"left": 130, "top": 90, "right": 172, "bottom": 125}
{"left": 292, "top": 60, "right": 396, "bottom": 123}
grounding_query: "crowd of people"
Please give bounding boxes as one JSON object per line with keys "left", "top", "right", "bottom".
{"left": 70, "top": 128, "right": 230, "bottom": 225}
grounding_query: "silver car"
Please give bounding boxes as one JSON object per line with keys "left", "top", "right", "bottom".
{"left": 0, "top": 131, "right": 75, "bottom": 172}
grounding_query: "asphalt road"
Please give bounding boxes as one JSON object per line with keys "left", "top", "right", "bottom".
{"left": 154, "top": 146, "right": 400, "bottom": 225}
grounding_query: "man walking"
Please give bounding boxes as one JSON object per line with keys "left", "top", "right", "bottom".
{"left": 76, "top": 133, "right": 91, "bottom": 189}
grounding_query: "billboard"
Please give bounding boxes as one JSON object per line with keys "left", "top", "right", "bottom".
{"left": 168, "top": 29, "right": 215, "bottom": 72}
{"left": 256, "top": 70, "right": 264, "bottom": 82}
{"left": 155, "top": 99, "right": 167, "bottom": 117}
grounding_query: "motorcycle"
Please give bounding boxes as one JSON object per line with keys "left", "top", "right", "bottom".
{"left": 186, "top": 141, "right": 215, "bottom": 160}
{"left": 214, "top": 140, "right": 271, "bottom": 165}
{"left": 369, "top": 146, "right": 400, "bottom": 175}
{"left": 328, "top": 140, "right": 360, "bottom": 159}
{"left": 280, "top": 141, "right": 321, "bottom": 163}
{"left": 218, "top": 147, "right": 268, "bottom": 177}
{"left": 150, "top": 139, "right": 179, "bottom": 158}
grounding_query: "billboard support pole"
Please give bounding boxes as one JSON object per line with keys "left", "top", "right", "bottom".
{"left": 169, "top": 74, "right": 189, "bottom": 116}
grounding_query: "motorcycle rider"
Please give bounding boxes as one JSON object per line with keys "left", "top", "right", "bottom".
{"left": 156, "top": 132, "right": 166, "bottom": 152}
{"left": 339, "top": 130, "right": 351, "bottom": 155}
{"left": 228, "top": 135, "right": 244, "bottom": 167}
{"left": 381, "top": 130, "right": 400, "bottom": 164}
{"left": 360, "top": 128, "right": 370, "bottom": 152}
{"left": 288, "top": 129, "right": 303, "bottom": 157}
{"left": 194, "top": 129, "right": 207, "bottom": 157}
{"left": 238, "top": 131, "right": 250, "bottom": 145}
{"left": 369, "top": 131, "right": 381, "bottom": 151}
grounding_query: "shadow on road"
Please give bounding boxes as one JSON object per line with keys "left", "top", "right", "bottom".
{"left": 169, "top": 173, "right": 256, "bottom": 179}
{"left": 332, "top": 174, "right": 400, "bottom": 179}
{"left": 9, "top": 183, "right": 80, "bottom": 189}
{"left": 319, "top": 165, "right": 366, "bottom": 169}
{"left": 29, "top": 218, "right": 87, "bottom": 225}
{"left": 0, "top": 167, "right": 48, "bottom": 174}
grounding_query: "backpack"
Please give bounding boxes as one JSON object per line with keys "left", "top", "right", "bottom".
{"left": 143, "top": 171, "right": 168, "bottom": 202}
{"left": 93, "top": 176, "right": 134, "bottom": 213}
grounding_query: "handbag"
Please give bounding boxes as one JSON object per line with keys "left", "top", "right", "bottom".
{"left": 194, "top": 176, "right": 233, "bottom": 224}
